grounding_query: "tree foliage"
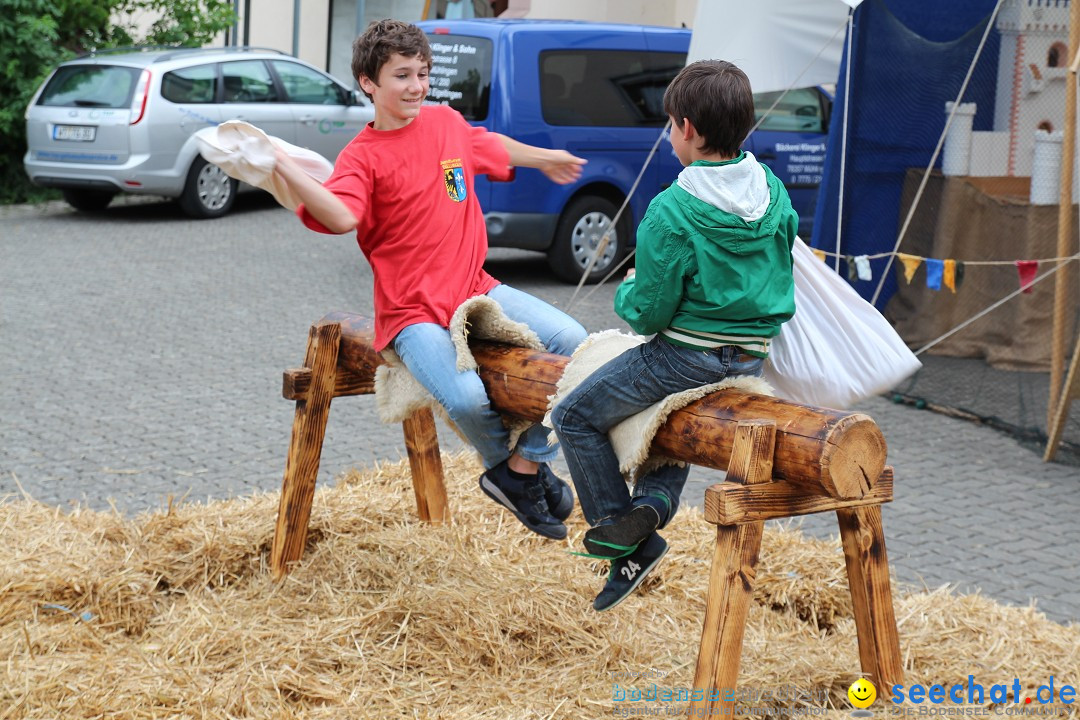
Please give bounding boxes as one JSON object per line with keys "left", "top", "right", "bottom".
{"left": 0, "top": 0, "right": 236, "bottom": 203}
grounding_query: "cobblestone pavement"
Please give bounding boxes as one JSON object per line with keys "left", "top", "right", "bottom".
{"left": 2, "top": 195, "right": 1077, "bottom": 624}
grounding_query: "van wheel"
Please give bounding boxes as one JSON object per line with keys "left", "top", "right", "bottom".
{"left": 62, "top": 189, "right": 115, "bottom": 213}
{"left": 547, "top": 196, "right": 631, "bottom": 284}
{"left": 178, "top": 157, "right": 236, "bottom": 219}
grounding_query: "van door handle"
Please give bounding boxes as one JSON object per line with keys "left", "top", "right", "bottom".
{"left": 300, "top": 115, "right": 317, "bottom": 126}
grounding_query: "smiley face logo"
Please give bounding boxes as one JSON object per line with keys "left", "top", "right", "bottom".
{"left": 848, "top": 678, "right": 877, "bottom": 709}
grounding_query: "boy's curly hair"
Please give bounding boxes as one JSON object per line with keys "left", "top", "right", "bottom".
{"left": 351, "top": 19, "right": 432, "bottom": 99}
{"left": 663, "top": 60, "right": 755, "bottom": 158}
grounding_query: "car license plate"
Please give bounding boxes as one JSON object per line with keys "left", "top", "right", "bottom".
{"left": 53, "top": 125, "right": 96, "bottom": 142}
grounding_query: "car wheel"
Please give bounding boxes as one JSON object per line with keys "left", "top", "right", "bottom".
{"left": 178, "top": 156, "right": 236, "bottom": 219}
{"left": 62, "top": 189, "right": 116, "bottom": 213}
{"left": 547, "top": 195, "right": 631, "bottom": 284}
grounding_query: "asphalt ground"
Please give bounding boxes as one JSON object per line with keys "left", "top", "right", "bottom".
{"left": 2, "top": 193, "right": 1078, "bottom": 625}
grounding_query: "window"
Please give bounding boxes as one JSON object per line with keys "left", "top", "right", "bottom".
{"left": 1048, "top": 42, "right": 1067, "bottom": 68}
{"left": 271, "top": 61, "right": 343, "bottom": 104}
{"left": 221, "top": 61, "right": 277, "bottom": 103}
{"left": 540, "top": 50, "right": 686, "bottom": 127}
{"left": 39, "top": 65, "right": 140, "bottom": 108}
{"left": 425, "top": 34, "right": 494, "bottom": 120}
{"left": 753, "top": 87, "right": 825, "bottom": 133}
{"left": 161, "top": 64, "right": 217, "bottom": 104}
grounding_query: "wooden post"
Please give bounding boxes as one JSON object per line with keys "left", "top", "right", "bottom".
{"left": 402, "top": 407, "right": 449, "bottom": 523}
{"left": 271, "top": 322, "right": 341, "bottom": 579}
{"left": 691, "top": 420, "right": 776, "bottom": 717}
{"left": 1051, "top": 3, "right": 1080, "bottom": 428}
{"left": 1044, "top": 330, "right": 1080, "bottom": 462}
{"left": 837, "top": 505, "right": 904, "bottom": 690}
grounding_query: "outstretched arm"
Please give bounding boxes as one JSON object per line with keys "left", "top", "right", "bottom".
{"left": 273, "top": 149, "right": 359, "bottom": 234}
{"left": 495, "top": 134, "right": 586, "bottom": 184}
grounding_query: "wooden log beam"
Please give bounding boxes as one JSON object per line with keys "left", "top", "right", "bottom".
{"left": 319, "top": 312, "right": 887, "bottom": 500}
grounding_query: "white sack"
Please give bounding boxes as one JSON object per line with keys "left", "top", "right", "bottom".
{"left": 763, "top": 237, "right": 921, "bottom": 409}
{"left": 193, "top": 120, "right": 333, "bottom": 210}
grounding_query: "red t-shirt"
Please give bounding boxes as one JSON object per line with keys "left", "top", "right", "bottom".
{"left": 297, "top": 105, "right": 511, "bottom": 351}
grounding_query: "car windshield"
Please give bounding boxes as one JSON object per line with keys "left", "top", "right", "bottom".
{"left": 39, "top": 65, "right": 141, "bottom": 109}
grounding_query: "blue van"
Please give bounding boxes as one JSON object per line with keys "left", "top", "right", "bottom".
{"left": 417, "top": 19, "right": 830, "bottom": 283}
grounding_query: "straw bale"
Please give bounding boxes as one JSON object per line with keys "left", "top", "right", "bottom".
{"left": 1, "top": 452, "right": 1077, "bottom": 719}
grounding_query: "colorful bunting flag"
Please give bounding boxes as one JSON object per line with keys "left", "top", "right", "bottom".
{"left": 898, "top": 253, "right": 923, "bottom": 284}
{"left": 943, "top": 259, "right": 958, "bottom": 293}
{"left": 811, "top": 248, "right": 827, "bottom": 263}
{"left": 845, "top": 255, "right": 858, "bottom": 283}
{"left": 925, "top": 258, "right": 944, "bottom": 290}
{"left": 1016, "top": 260, "right": 1039, "bottom": 293}
{"left": 854, "top": 255, "right": 872, "bottom": 281}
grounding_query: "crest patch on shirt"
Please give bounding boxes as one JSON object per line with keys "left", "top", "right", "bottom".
{"left": 441, "top": 158, "right": 467, "bottom": 203}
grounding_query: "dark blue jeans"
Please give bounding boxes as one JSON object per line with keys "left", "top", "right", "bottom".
{"left": 551, "top": 336, "right": 764, "bottom": 527}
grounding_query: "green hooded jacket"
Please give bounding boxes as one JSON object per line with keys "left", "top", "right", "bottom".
{"left": 614, "top": 152, "right": 797, "bottom": 358}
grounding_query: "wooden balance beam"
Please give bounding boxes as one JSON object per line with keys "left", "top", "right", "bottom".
{"left": 272, "top": 312, "right": 903, "bottom": 703}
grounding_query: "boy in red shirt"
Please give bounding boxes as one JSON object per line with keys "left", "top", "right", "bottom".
{"left": 273, "top": 19, "right": 588, "bottom": 539}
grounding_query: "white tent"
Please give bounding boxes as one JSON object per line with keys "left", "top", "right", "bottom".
{"left": 687, "top": 0, "right": 863, "bottom": 95}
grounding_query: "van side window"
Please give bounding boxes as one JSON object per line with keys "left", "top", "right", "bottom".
{"left": 221, "top": 61, "right": 278, "bottom": 103}
{"left": 161, "top": 64, "right": 217, "bottom": 104}
{"left": 540, "top": 50, "right": 686, "bottom": 127}
{"left": 426, "top": 35, "right": 494, "bottom": 121}
{"left": 753, "top": 87, "right": 825, "bottom": 133}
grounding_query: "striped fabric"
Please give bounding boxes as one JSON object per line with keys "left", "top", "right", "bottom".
{"left": 660, "top": 326, "right": 770, "bottom": 357}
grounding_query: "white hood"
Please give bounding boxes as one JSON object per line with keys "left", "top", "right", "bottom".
{"left": 676, "top": 152, "right": 771, "bottom": 222}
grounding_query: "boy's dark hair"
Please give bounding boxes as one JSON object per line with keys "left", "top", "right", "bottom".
{"left": 351, "top": 19, "right": 432, "bottom": 99}
{"left": 663, "top": 60, "right": 754, "bottom": 158}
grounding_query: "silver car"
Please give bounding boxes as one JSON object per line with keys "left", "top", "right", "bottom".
{"left": 24, "top": 47, "right": 373, "bottom": 218}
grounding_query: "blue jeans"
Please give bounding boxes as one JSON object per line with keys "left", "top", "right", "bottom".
{"left": 551, "top": 337, "right": 764, "bottom": 527}
{"left": 392, "top": 283, "right": 587, "bottom": 469}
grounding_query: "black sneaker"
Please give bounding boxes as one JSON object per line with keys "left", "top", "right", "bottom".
{"left": 593, "top": 532, "right": 668, "bottom": 612}
{"left": 582, "top": 504, "right": 661, "bottom": 558}
{"left": 537, "top": 462, "right": 574, "bottom": 522}
{"left": 479, "top": 461, "right": 568, "bottom": 540}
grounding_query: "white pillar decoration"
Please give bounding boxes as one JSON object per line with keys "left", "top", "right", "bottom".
{"left": 1030, "top": 129, "right": 1064, "bottom": 206}
{"left": 942, "top": 101, "right": 977, "bottom": 177}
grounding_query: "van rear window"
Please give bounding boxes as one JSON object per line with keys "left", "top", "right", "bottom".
{"left": 540, "top": 50, "right": 686, "bottom": 127}
{"left": 425, "top": 34, "right": 493, "bottom": 121}
{"left": 39, "top": 65, "right": 140, "bottom": 109}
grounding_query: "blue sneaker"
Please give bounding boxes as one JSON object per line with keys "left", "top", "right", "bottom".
{"left": 537, "top": 462, "right": 574, "bottom": 522}
{"left": 593, "top": 532, "right": 668, "bottom": 612}
{"left": 480, "top": 461, "right": 568, "bottom": 540}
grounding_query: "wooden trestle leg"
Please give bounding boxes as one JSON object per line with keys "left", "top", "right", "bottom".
{"left": 271, "top": 322, "right": 341, "bottom": 579}
{"left": 402, "top": 407, "right": 449, "bottom": 523}
{"left": 691, "top": 420, "right": 777, "bottom": 717}
{"left": 837, "top": 505, "right": 904, "bottom": 690}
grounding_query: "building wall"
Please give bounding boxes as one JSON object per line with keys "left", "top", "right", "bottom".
{"left": 235, "top": 0, "right": 699, "bottom": 79}
{"left": 522, "top": 0, "right": 696, "bottom": 27}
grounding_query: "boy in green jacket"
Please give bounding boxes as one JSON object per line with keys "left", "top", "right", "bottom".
{"left": 550, "top": 60, "right": 797, "bottom": 611}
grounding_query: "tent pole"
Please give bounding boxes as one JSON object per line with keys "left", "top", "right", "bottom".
{"left": 1049, "top": 0, "right": 1080, "bottom": 432}
{"left": 835, "top": 9, "right": 854, "bottom": 273}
